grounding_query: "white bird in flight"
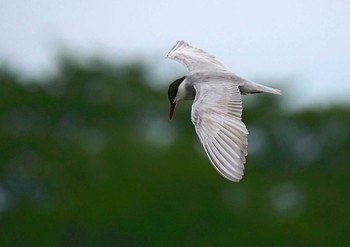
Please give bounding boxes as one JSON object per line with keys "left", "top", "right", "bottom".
{"left": 166, "top": 40, "right": 282, "bottom": 182}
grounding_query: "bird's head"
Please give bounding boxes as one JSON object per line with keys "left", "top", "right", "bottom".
{"left": 167, "top": 76, "right": 186, "bottom": 120}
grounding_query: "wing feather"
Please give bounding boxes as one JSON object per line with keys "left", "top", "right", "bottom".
{"left": 166, "top": 40, "right": 226, "bottom": 72}
{"left": 192, "top": 82, "right": 248, "bottom": 182}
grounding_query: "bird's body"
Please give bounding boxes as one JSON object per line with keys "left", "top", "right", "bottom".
{"left": 167, "top": 41, "right": 281, "bottom": 182}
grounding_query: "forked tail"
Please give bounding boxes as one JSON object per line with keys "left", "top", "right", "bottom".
{"left": 254, "top": 83, "right": 282, "bottom": 95}
{"left": 240, "top": 80, "right": 282, "bottom": 95}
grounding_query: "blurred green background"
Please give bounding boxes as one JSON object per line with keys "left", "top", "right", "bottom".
{"left": 0, "top": 55, "right": 349, "bottom": 247}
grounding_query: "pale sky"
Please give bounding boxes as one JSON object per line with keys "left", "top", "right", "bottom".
{"left": 1, "top": 0, "right": 350, "bottom": 108}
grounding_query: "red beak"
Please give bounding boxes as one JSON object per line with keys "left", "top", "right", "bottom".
{"left": 169, "top": 102, "right": 176, "bottom": 120}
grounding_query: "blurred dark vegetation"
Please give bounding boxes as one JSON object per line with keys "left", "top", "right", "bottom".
{"left": 0, "top": 56, "right": 349, "bottom": 247}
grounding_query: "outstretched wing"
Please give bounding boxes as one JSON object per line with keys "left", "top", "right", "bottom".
{"left": 166, "top": 40, "right": 226, "bottom": 72}
{"left": 191, "top": 80, "right": 248, "bottom": 182}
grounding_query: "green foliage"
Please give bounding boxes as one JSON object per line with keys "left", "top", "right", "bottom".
{"left": 0, "top": 57, "right": 349, "bottom": 246}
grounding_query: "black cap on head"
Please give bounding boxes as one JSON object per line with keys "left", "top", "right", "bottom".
{"left": 168, "top": 76, "right": 186, "bottom": 104}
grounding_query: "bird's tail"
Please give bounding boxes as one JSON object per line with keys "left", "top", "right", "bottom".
{"left": 254, "top": 83, "right": 282, "bottom": 95}
{"left": 240, "top": 80, "right": 282, "bottom": 95}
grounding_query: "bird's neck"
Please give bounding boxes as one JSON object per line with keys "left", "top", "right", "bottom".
{"left": 176, "top": 80, "right": 195, "bottom": 102}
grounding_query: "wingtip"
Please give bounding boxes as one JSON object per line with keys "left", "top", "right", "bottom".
{"left": 166, "top": 40, "right": 190, "bottom": 58}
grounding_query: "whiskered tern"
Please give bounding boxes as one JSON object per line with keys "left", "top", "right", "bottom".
{"left": 167, "top": 40, "right": 281, "bottom": 182}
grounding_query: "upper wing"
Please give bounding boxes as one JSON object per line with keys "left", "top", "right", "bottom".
{"left": 166, "top": 40, "right": 226, "bottom": 72}
{"left": 191, "top": 80, "right": 248, "bottom": 182}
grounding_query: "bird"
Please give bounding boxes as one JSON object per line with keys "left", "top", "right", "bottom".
{"left": 166, "top": 40, "right": 281, "bottom": 182}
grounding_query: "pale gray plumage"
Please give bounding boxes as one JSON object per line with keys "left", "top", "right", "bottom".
{"left": 166, "top": 40, "right": 281, "bottom": 182}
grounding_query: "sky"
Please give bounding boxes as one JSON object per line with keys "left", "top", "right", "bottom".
{"left": 1, "top": 0, "right": 350, "bottom": 109}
